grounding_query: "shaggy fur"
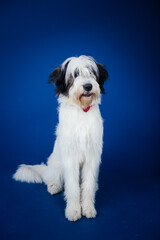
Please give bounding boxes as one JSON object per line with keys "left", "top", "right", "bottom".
{"left": 13, "top": 55, "right": 108, "bottom": 221}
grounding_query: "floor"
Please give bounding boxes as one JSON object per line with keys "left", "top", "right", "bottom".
{"left": 1, "top": 162, "right": 159, "bottom": 240}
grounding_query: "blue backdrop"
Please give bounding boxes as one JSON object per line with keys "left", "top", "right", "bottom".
{"left": 0, "top": 0, "right": 160, "bottom": 239}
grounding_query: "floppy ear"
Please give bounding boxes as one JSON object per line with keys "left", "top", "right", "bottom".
{"left": 97, "top": 63, "right": 109, "bottom": 94}
{"left": 49, "top": 60, "right": 71, "bottom": 96}
{"left": 49, "top": 65, "right": 67, "bottom": 96}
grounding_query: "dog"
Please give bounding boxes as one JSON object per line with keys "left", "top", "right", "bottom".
{"left": 13, "top": 55, "right": 108, "bottom": 221}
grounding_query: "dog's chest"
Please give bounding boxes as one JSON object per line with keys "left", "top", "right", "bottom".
{"left": 58, "top": 107, "right": 103, "bottom": 154}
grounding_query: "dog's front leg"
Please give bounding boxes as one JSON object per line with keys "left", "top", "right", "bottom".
{"left": 63, "top": 158, "right": 81, "bottom": 221}
{"left": 81, "top": 157, "right": 100, "bottom": 218}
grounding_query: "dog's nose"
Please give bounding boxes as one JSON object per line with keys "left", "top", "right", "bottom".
{"left": 83, "top": 83, "right": 92, "bottom": 92}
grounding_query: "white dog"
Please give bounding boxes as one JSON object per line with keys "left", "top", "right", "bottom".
{"left": 13, "top": 55, "right": 108, "bottom": 221}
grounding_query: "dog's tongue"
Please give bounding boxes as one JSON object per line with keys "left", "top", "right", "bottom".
{"left": 83, "top": 106, "right": 91, "bottom": 112}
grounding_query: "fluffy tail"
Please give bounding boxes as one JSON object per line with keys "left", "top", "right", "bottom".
{"left": 13, "top": 163, "right": 47, "bottom": 183}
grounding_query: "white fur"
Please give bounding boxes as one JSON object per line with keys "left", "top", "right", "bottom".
{"left": 62, "top": 55, "right": 99, "bottom": 82}
{"left": 13, "top": 56, "right": 104, "bottom": 221}
{"left": 13, "top": 164, "right": 46, "bottom": 183}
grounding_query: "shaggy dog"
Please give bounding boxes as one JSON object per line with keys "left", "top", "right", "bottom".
{"left": 13, "top": 55, "right": 108, "bottom": 221}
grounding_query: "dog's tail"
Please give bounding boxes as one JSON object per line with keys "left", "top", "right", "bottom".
{"left": 13, "top": 163, "right": 47, "bottom": 183}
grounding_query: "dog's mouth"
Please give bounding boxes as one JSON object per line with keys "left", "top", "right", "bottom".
{"left": 80, "top": 92, "right": 93, "bottom": 98}
{"left": 77, "top": 91, "right": 97, "bottom": 109}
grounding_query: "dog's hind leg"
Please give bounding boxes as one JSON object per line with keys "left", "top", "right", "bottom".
{"left": 42, "top": 152, "right": 63, "bottom": 195}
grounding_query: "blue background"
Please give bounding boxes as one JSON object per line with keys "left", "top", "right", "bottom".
{"left": 0, "top": 0, "right": 160, "bottom": 239}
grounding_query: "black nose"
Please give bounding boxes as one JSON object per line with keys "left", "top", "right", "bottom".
{"left": 83, "top": 83, "right": 92, "bottom": 92}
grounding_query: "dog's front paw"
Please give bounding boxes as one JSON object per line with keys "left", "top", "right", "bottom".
{"left": 65, "top": 205, "right": 81, "bottom": 222}
{"left": 82, "top": 204, "right": 97, "bottom": 218}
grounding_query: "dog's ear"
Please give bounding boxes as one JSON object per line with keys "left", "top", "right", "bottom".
{"left": 49, "top": 65, "right": 67, "bottom": 96}
{"left": 96, "top": 63, "right": 109, "bottom": 94}
{"left": 49, "top": 60, "right": 71, "bottom": 96}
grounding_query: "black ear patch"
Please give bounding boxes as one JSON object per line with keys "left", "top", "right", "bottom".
{"left": 49, "top": 61, "right": 70, "bottom": 96}
{"left": 97, "top": 63, "right": 109, "bottom": 94}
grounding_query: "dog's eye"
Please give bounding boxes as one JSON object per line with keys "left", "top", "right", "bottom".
{"left": 74, "top": 68, "right": 79, "bottom": 78}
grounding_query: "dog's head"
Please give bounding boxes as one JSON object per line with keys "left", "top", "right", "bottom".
{"left": 49, "top": 55, "right": 108, "bottom": 109}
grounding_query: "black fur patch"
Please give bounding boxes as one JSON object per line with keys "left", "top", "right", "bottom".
{"left": 96, "top": 63, "right": 109, "bottom": 94}
{"left": 74, "top": 68, "right": 79, "bottom": 78}
{"left": 49, "top": 61, "right": 70, "bottom": 96}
